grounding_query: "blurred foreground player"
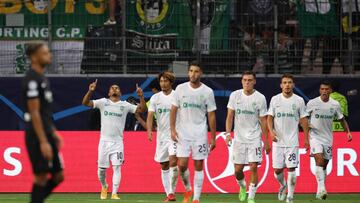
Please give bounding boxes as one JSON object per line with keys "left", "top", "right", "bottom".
{"left": 306, "top": 81, "right": 352, "bottom": 200}
{"left": 82, "top": 80, "right": 146, "bottom": 199}
{"left": 22, "top": 42, "right": 64, "bottom": 203}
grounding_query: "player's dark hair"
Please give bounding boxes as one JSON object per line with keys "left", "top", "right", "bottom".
{"left": 242, "top": 70, "right": 256, "bottom": 79}
{"left": 281, "top": 73, "right": 294, "bottom": 83}
{"left": 331, "top": 80, "right": 340, "bottom": 92}
{"left": 320, "top": 80, "right": 332, "bottom": 88}
{"left": 25, "top": 41, "right": 47, "bottom": 57}
{"left": 149, "top": 79, "right": 161, "bottom": 91}
{"left": 188, "top": 60, "right": 202, "bottom": 70}
{"left": 158, "top": 71, "right": 175, "bottom": 84}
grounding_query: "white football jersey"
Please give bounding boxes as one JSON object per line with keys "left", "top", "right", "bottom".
{"left": 227, "top": 89, "right": 267, "bottom": 143}
{"left": 93, "top": 98, "right": 137, "bottom": 142}
{"left": 267, "top": 93, "right": 307, "bottom": 147}
{"left": 306, "top": 96, "right": 343, "bottom": 146}
{"left": 148, "top": 90, "right": 174, "bottom": 142}
{"left": 172, "top": 82, "right": 217, "bottom": 141}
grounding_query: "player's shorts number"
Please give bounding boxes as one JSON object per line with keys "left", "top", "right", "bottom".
{"left": 288, "top": 153, "right": 296, "bottom": 161}
{"left": 255, "top": 147, "right": 262, "bottom": 156}
{"left": 198, "top": 144, "right": 208, "bottom": 153}
{"left": 173, "top": 142, "right": 177, "bottom": 150}
{"left": 326, "top": 146, "right": 332, "bottom": 154}
{"left": 117, "top": 152, "right": 123, "bottom": 161}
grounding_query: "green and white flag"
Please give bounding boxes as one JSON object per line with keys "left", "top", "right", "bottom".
{"left": 296, "top": 0, "right": 340, "bottom": 38}
{"left": 191, "top": 0, "right": 230, "bottom": 54}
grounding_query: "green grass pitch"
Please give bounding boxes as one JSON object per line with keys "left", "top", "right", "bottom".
{"left": 1, "top": 193, "right": 360, "bottom": 203}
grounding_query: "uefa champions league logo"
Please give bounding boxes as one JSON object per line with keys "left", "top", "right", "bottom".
{"left": 204, "top": 132, "right": 270, "bottom": 193}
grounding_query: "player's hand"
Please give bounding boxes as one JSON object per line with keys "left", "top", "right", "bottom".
{"left": 40, "top": 142, "right": 53, "bottom": 161}
{"left": 89, "top": 79, "right": 97, "bottom": 92}
{"left": 304, "top": 139, "right": 310, "bottom": 151}
{"left": 347, "top": 132, "right": 353, "bottom": 142}
{"left": 147, "top": 131, "right": 153, "bottom": 142}
{"left": 136, "top": 84, "right": 143, "bottom": 97}
{"left": 225, "top": 133, "right": 232, "bottom": 147}
{"left": 53, "top": 131, "right": 63, "bottom": 150}
{"left": 209, "top": 137, "right": 216, "bottom": 151}
{"left": 171, "top": 130, "right": 178, "bottom": 142}
{"left": 270, "top": 130, "right": 278, "bottom": 142}
{"left": 264, "top": 140, "right": 271, "bottom": 154}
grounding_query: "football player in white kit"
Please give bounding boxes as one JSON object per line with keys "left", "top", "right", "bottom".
{"left": 267, "top": 74, "right": 309, "bottom": 203}
{"left": 170, "top": 61, "right": 217, "bottom": 203}
{"left": 225, "top": 71, "right": 270, "bottom": 203}
{"left": 147, "top": 71, "right": 180, "bottom": 202}
{"left": 82, "top": 79, "right": 146, "bottom": 200}
{"left": 306, "top": 81, "right": 352, "bottom": 200}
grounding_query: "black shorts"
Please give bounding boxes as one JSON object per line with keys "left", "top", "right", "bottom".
{"left": 25, "top": 131, "right": 64, "bottom": 175}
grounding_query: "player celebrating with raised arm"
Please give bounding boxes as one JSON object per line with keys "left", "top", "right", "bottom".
{"left": 82, "top": 80, "right": 146, "bottom": 200}
{"left": 306, "top": 81, "right": 352, "bottom": 200}
{"left": 22, "top": 42, "right": 64, "bottom": 203}
{"left": 225, "top": 71, "right": 270, "bottom": 203}
{"left": 147, "top": 71, "right": 179, "bottom": 202}
{"left": 170, "top": 61, "right": 217, "bottom": 203}
{"left": 267, "top": 74, "right": 309, "bottom": 203}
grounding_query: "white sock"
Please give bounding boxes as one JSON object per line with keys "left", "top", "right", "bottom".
{"left": 193, "top": 170, "right": 204, "bottom": 201}
{"left": 274, "top": 172, "right": 286, "bottom": 187}
{"left": 161, "top": 169, "right": 171, "bottom": 196}
{"left": 248, "top": 183, "right": 257, "bottom": 199}
{"left": 316, "top": 166, "right": 325, "bottom": 192}
{"left": 112, "top": 165, "right": 121, "bottom": 195}
{"left": 236, "top": 177, "right": 246, "bottom": 188}
{"left": 287, "top": 171, "right": 297, "bottom": 199}
{"left": 98, "top": 168, "right": 107, "bottom": 188}
{"left": 169, "top": 166, "right": 179, "bottom": 194}
{"left": 180, "top": 168, "right": 191, "bottom": 191}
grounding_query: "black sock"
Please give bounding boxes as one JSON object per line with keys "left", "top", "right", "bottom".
{"left": 31, "top": 183, "right": 46, "bottom": 203}
{"left": 44, "top": 179, "right": 59, "bottom": 198}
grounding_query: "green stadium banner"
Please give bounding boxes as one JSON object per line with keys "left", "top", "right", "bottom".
{"left": 126, "top": 0, "right": 193, "bottom": 55}
{"left": 0, "top": 0, "right": 107, "bottom": 40}
{"left": 296, "top": 0, "right": 340, "bottom": 38}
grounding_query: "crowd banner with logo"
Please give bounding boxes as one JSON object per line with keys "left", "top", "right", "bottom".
{"left": 126, "top": 0, "right": 194, "bottom": 55}
{"left": 0, "top": 131, "right": 359, "bottom": 193}
{"left": 0, "top": 0, "right": 107, "bottom": 40}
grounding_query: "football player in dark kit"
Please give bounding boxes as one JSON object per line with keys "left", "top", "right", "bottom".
{"left": 22, "top": 41, "right": 64, "bottom": 203}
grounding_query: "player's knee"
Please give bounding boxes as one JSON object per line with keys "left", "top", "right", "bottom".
{"left": 194, "top": 161, "right": 203, "bottom": 171}
{"left": 161, "top": 162, "right": 170, "bottom": 170}
{"left": 287, "top": 167, "right": 296, "bottom": 172}
{"left": 274, "top": 169, "right": 283, "bottom": 175}
{"left": 34, "top": 174, "right": 48, "bottom": 186}
{"left": 249, "top": 164, "right": 258, "bottom": 173}
{"left": 178, "top": 164, "right": 187, "bottom": 172}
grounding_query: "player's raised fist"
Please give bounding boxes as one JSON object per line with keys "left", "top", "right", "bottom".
{"left": 136, "top": 83, "right": 143, "bottom": 97}
{"left": 89, "top": 79, "right": 97, "bottom": 92}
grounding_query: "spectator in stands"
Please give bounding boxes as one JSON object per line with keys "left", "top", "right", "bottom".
{"left": 330, "top": 80, "right": 349, "bottom": 132}
{"left": 104, "top": 0, "right": 118, "bottom": 25}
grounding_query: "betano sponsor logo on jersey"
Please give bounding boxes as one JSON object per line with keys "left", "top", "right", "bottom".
{"left": 276, "top": 112, "right": 295, "bottom": 118}
{"left": 182, "top": 102, "right": 202, "bottom": 109}
{"left": 157, "top": 108, "right": 170, "bottom": 114}
{"left": 315, "top": 114, "right": 334, "bottom": 120}
{"left": 236, "top": 109, "right": 256, "bottom": 115}
{"left": 104, "top": 111, "right": 123, "bottom": 117}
